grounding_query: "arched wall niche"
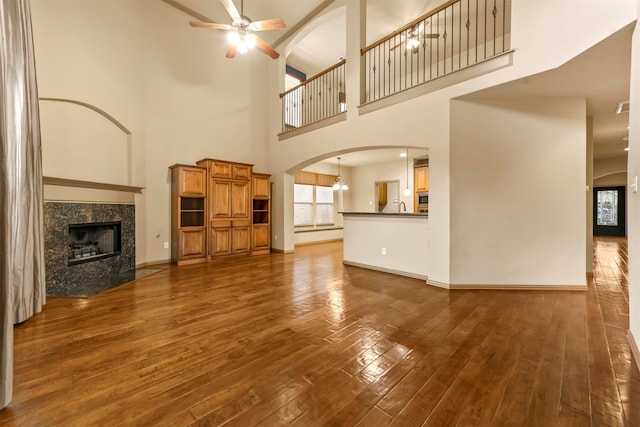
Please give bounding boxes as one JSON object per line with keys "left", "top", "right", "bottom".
{"left": 39, "top": 97, "right": 133, "bottom": 186}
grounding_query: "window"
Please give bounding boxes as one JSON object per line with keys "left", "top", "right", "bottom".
{"left": 294, "top": 184, "right": 334, "bottom": 227}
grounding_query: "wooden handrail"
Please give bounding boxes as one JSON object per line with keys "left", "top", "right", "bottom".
{"left": 280, "top": 59, "right": 346, "bottom": 98}
{"left": 361, "top": 0, "right": 459, "bottom": 54}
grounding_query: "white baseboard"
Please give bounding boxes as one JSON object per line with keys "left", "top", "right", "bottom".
{"left": 447, "top": 283, "right": 587, "bottom": 291}
{"left": 295, "top": 238, "right": 343, "bottom": 247}
{"left": 343, "top": 261, "right": 427, "bottom": 281}
{"left": 136, "top": 259, "right": 171, "bottom": 269}
{"left": 270, "top": 248, "right": 295, "bottom": 254}
{"left": 426, "top": 280, "right": 587, "bottom": 291}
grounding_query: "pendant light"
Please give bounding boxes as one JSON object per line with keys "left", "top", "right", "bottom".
{"left": 403, "top": 148, "right": 411, "bottom": 196}
{"left": 333, "top": 157, "right": 349, "bottom": 191}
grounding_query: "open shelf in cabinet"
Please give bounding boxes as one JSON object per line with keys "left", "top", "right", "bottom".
{"left": 252, "top": 199, "right": 269, "bottom": 224}
{"left": 180, "top": 197, "right": 205, "bottom": 227}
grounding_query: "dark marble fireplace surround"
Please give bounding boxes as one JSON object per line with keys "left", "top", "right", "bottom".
{"left": 44, "top": 202, "right": 135, "bottom": 297}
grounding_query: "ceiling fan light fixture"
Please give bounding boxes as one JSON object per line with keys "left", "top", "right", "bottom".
{"left": 227, "top": 30, "right": 240, "bottom": 45}
{"left": 244, "top": 33, "right": 256, "bottom": 48}
{"left": 190, "top": 0, "right": 284, "bottom": 59}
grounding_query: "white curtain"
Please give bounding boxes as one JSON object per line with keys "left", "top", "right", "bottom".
{"left": 0, "top": 0, "right": 46, "bottom": 408}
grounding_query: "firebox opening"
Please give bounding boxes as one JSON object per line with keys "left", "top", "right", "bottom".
{"left": 68, "top": 221, "right": 122, "bottom": 266}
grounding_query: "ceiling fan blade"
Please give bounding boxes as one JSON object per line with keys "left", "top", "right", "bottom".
{"left": 225, "top": 44, "right": 237, "bottom": 59}
{"left": 220, "top": 0, "right": 242, "bottom": 23}
{"left": 254, "top": 36, "right": 279, "bottom": 59}
{"left": 189, "top": 21, "right": 233, "bottom": 31}
{"left": 249, "top": 18, "right": 286, "bottom": 31}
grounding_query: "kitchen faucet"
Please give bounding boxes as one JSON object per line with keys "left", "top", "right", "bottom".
{"left": 399, "top": 201, "right": 407, "bottom": 212}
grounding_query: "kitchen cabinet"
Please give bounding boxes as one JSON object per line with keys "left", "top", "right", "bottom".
{"left": 170, "top": 164, "right": 207, "bottom": 265}
{"left": 414, "top": 166, "right": 429, "bottom": 192}
{"left": 413, "top": 165, "right": 429, "bottom": 213}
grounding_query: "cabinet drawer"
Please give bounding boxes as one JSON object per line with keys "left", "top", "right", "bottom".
{"left": 212, "top": 219, "right": 232, "bottom": 228}
{"left": 232, "top": 218, "right": 251, "bottom": 228}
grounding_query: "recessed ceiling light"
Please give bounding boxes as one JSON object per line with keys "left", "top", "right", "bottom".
{"left": 616, "top": 101, "right": 630, "bottom": 114}
{"left": 624, "top": 147, "right": 630, "bottom": 151}
{"left": 400, "top": 152, "right": 407, "bottom": 158}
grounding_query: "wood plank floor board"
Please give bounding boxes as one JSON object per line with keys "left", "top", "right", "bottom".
{"left": 525, "top": 308, "right": 570, "bottom": 426}
{"left": 560, "top": 306, "right": 591, "bottom": 416}
{"left": 2, "top": 238, "right": 639, "bottom": 426}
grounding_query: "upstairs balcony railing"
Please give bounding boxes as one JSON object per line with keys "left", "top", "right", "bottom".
{"left": 362, "top": 0, "right": 511, "bottom": 103}
{"left": 280, "top": 59, "right": 346, "bottom": 134}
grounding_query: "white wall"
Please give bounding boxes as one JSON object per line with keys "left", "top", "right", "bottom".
{"left": 628, "top": 0, "right": 640, "bottom": 352}
{"left": 450, "top": 97, "right": 587, "bottom": 286}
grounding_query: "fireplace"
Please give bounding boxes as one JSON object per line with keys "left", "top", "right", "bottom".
{"left": 68, "top": 221, "right": 122, "bottom": 266}
{"left": 44, "top": 202, "right": 135, "bottom": 297}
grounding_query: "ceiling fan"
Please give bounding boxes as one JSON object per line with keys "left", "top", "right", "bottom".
{"left": 390, "top": 22, "right": 439, "bottom": 53}
{"left": 189, "top": 0, "right": 285, "bottom": 59}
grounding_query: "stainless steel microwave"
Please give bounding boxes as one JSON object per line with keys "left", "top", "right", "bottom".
{"left": 417, "top": 192, "right": 429, "bottom": 206}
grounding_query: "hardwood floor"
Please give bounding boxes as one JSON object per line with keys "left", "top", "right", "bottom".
{"left": 2, "top": 237, "right": 640, "bottom": 426}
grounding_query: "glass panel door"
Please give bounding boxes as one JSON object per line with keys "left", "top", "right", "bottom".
{"left": 596, "top": 190, "right": 618, "bottom": 226}
{"left": 594, "top": 187, "right": 626, "bottom": 237}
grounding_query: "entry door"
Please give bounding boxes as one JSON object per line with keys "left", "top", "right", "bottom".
{"left": 594, "top": 186, "right": 626, "bottom": 236}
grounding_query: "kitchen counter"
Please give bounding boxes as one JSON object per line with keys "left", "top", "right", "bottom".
{"left": 341, "top": 212, "right": 428, "bottom": 280}
{"left": 340, "top": 211, "right": 427, "bottom": 217}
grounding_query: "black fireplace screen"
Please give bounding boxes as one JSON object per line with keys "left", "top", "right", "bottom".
{"left": 68, "top": 221, "right": 122, "bottom": 266}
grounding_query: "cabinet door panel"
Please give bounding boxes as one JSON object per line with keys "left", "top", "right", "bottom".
{"left": 415, "top": 167, "right": 429, "bottom": 192}
{"left": 232, "top": 164, "right": 252, "bottom": 180}
{"left": 252, "top": 175, "right": 270, "bottom": 199}
{"left": 232, "top": 227, "right": 250, "bottom": 253}
{"left": 211, "top": 161, "right": 232, "bottom": 179}
{"left": 211, "top": 180, "right": 231, "bottom": 218}
{"left": 253, "top": 225, "right": 270, "bottom": 250}
{"left": 180, "top": 168, "right": 206, "bottom": 196}
{"left": 179, "top": 229, "right": 205, "bottom": 258}
{"left": 211, "top": 228, "right": 231, "bottom": 256}
{"left": 231, "top": 181, "right": 250, "bottom": 218}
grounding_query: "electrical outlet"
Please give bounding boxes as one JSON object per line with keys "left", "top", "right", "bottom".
{"left": 381, "top": 248, "right": 387, "bottom": 255}
{"left": 163, "top": 242, "right": 169, "bottom": 249}
{"left": 274, "top": 235, "right": 278, "bottom": 241}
